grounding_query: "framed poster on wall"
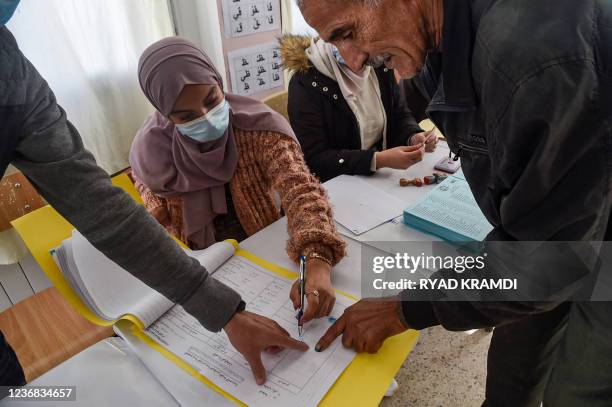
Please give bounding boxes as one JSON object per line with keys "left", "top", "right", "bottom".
{"left": 221, "top": 0, "right": 281, "bottom": 38}
{"left": 227, "top": 42, "right": 284, "bottom": 96}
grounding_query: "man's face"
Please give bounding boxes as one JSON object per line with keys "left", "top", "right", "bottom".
{"left": 301, "top": 0, "right": 429, "bottom": 78}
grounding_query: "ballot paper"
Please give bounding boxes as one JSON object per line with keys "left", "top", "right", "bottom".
{"left": 146, "top": 255, "right": 355, "bottom": 407}
{"left": 324, "top": 175, "right": 406, "bottom": 235}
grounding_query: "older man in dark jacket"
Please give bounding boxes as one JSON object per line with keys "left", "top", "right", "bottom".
{"left": 299, "top": 0, "right": 612, "bottom": 406}
{"left": 0, "top": 1, "right": 307, "bottom": 389}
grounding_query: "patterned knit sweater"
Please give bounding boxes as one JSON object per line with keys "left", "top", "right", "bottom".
{"left": 133, "top": 128, "right": 347, "bottom": 266}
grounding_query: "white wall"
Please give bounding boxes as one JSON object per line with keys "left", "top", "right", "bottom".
{"left": 169, "top": 0, "right": 229, "bottom": 87}
{"left": 285, "top": 0, "right": 317, "bottom": 36}
{"left": 170, "top": 0, "right": 318, "bottom": 96}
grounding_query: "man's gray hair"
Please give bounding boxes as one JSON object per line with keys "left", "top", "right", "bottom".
{"left": 296, "top": 0, "right": 380, "bottom": 10}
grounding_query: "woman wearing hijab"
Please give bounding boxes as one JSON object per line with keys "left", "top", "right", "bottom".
{"left": 130, "top": 37, "right": 346, "bottom": 322}
{"left": 281, "top": 35, "right": 437, "bottom": 182}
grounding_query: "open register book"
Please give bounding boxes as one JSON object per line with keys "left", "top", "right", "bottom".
{"left": 52, "top": 231, "right": 357, "bottom": 407}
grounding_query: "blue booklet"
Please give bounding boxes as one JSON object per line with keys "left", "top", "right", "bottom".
{"left": 403, "top": 175, "right": 493, "bottom": 242}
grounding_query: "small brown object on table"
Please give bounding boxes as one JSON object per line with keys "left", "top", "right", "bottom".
{"left": 399, "top": 177, "right": 424, "bottom": 187}
{"left": 0, "top": 287, "right": 112, "bottom": 382}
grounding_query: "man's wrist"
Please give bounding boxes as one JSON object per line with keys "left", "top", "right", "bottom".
{"left": 224, "top": 301, "right": 247, "bottom": 333}
{"left": 395, "top": 297, "right": 411, "bottom": 329}
{"left": 235, "top": 300, "right": 246, "bottom": 314}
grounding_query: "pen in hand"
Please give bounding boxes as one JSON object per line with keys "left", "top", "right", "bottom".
{"left": 296, "top": 255, "right": 306, "bottom": 338}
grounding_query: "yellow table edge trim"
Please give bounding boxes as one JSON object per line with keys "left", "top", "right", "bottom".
{"left": 121, "top": 320, "right": 245, "bottom": 406}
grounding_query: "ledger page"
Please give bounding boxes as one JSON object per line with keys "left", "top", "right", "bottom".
{"left": 145, "top": 255, "right": 356, "bottom": 407}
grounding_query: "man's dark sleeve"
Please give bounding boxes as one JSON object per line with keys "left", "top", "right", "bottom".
{"left": 1, "top": 28, "right": 241, "bottom": 332}
{"left": 400, "top": 59, "right": 607, "bottom": 331}
{"left": 288, "top": 75, "right": 375, "bottom": 181}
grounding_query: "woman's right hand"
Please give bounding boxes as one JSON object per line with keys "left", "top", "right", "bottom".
{"left": 224, "top": 310, "right": 309, "bottom": 385}
{"left": 375, "top": 144, "right": 425, "bottom": 170}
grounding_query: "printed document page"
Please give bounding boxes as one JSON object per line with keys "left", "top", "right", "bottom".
{"left": 145, "top": 255, "right": 356, "bottom": 407}
{"left": 324, "top": 175, "right": 405, "bottom": 235}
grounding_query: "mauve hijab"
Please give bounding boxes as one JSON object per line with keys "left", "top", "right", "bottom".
{"left": 130, "top": 37, "right": 297, "bottom": 249}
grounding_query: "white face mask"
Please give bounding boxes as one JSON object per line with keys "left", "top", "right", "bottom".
{"left": 175, "top": 100, "right": 230, "bottom": 143}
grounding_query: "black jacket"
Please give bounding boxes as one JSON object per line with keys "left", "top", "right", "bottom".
{"left": 282, "top": 36, "right": 423, "bottom": 182}
{"left": 400, "top": 0, "right": 612, "bottom": 331}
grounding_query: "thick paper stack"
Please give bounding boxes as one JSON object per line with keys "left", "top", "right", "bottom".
{"left": 403, "top": 175, "right": 493, "bottom": 242}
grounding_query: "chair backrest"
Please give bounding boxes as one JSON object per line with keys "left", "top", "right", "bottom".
{"left": 0, "top": 172, "right": 46, "bottom": 232}
{"left": 263, "top": 91, "right": 289, "bottom": 121}
{"left": 0, "top": 287, "right": 112, "bottom": 381}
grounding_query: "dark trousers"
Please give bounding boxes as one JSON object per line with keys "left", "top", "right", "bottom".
{"left": 483, "top": 303, "right": 571, "bottom": 407}
{"left": 0, "top": 330, "right": 25, "bottom": 389}
{"left": 483, "top": 302, "right": 612, "bottom": 407}
{"left": 543, "top": 302, "right": 612, "bottom": 407}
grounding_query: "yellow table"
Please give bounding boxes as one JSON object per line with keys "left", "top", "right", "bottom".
{"left": 12, "top": 174, "right": 419, "bottom": 406}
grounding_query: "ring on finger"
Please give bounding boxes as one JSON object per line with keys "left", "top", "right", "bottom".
{"left": 306, "top": 290, "right": 319, "bottom": 297}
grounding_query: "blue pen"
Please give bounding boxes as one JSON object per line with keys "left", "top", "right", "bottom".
{"left": 297, "top": 255, "right": 306, "bottom": 337}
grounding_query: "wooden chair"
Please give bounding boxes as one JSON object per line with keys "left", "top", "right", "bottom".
{"left": 0, "top": 288, "right": 112, "bottom": 382}
{"left": 0, "top": 171, "right": 46, "bottom": 233}
{"left": 263, "top": 91, "right": 289, "bottom": 121}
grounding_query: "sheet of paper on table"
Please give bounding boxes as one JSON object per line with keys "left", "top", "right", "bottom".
{"left": 145, "top": 255, "right": 356, "bottom": 407}
{"left": 324, "top": 175, "right": 406, "bottom": 235}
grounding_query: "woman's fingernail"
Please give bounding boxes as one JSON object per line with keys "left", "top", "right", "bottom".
{"left": 315, "top": 344, "right": 322, "bottom": 352}
{"left": 256, "top": 377, "right": 264, "bottom": 385}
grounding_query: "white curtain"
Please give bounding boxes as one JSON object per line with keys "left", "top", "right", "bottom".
{"left": 7, "top": 0, "right": 174, "bottom": 173}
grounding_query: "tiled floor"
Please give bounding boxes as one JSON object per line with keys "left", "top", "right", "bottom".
{"left": 381, "top": 327, "right": 493, "bottom": 407}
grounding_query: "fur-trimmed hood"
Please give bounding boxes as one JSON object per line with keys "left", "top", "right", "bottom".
{"left": 279, "top": 34, "right": 314, "bottom": 73}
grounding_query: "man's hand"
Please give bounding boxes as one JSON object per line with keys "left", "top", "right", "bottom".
{"left": 410, "top": 131, "right": 438, "bottom": 152}
{"left": 315, "top": 297, "right": 408, "bottom": 354}
{"left": 290, "top": 258, "right": 335, "bottom": 322}
{"left": 376, "top": 145, "right": 424, "bottom": 170}
{"left": 224, "top": 310, "right": 309, "bottom": 385}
